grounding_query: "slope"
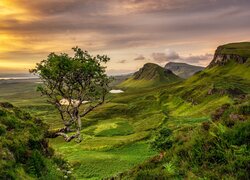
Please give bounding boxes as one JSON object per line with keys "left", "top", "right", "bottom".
{"left": 0, "top": 42, "right": 249, "bottom": 179}
{"left": 0, "top": 102, "right": 70, "bottom": 179}
{"left": 165, "top": 62, "right": 204, "bottom": 79}
{"left": 120, "top": 42, "right": 250, "bottom": 179}
{"left": 119, "top": 63, "right": 181, "bottom": 88}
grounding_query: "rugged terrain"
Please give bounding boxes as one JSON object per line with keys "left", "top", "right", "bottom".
{"left": 0, "top": 102, "right": 71, "bottom": 179}
{"left": 0, "top": 42, "right": 249, "bottom": 179}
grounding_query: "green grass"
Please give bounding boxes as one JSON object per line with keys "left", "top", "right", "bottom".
{"left": 0, "top": 79, "right": 166, "bottom": 179}
{"left": 51, "top": 142, "right": 156, "bottom": 180}
{"left": 0, "top": 103, "right": 66, "bottom": 179}
{"left": 0, "top": 47, "right": 249, "bottom": 179}
{"left": 219, "top": 42, "right": 250, "bottom": 57}
{"left": 119, "top": 63, "right": 182, "bottom": 88}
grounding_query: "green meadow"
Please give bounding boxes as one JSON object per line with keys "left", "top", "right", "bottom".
{"left": 0, "top": 78, "right": 210, "bottom": 179}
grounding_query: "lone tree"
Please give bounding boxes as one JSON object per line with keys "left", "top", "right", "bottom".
{"left": 30, "top": 47, "right": 111, "bottom": 142}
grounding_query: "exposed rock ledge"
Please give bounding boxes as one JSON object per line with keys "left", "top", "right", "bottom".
{"left": 208, "top": 47, "right": 249, "bottom": 68}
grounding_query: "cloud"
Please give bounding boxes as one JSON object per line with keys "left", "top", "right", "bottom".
{"left": 134, "top": 55, "right": 146, "bottom": 61}
{"left": 183, "top": 53, "right": 214, "bottom": 63}
{"left": 118, "top": 59, "right": 127, "bottom": 63}
{"left": 151, "top": 49, "right": 180, "bottom": 63}
{"left": 165, "top": 49, "right": 180, "bottom": 60}
{"left": 151, "top": 49, "right": 213, "bottom": 65}
{"left": 0, "top": 0, "right": 249, "bottom": 72}
{"left": 151, "top": 53, "right": 168, "bottom": 63}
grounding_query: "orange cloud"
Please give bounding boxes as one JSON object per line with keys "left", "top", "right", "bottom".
{"left": 0, "top": 0, "right": 249, "bottom": 74}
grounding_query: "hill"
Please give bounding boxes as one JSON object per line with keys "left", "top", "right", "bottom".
{"left": 119, "top": 63, "right": 181, "bottom": 88}
{"left": 0, "top": 42, "right": 249, "bottom": 179}
{"left": 165, "top": 62, "right": 204, "bottom": 79}
{"left": 121, "top": 42, "right": 250, "bottom": 179}
{"left": 165, "top": 42, "right": 250, "bottom": 116}
{"left": 0, "top": 102, "right": 71, "bottom": 179}
{"left": 109, "top": 73, "right": 132, "bottom": 87}
{"left": 208, "top": 42, "right": 250, "bottom": 68}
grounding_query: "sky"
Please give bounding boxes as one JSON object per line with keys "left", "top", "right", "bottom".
{"left": 0, "top": 0, "right": 249, "bottom": 75}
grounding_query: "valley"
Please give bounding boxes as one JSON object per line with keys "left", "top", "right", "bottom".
{"left": 0, "top": 42, "right": 250, "bottom": 179}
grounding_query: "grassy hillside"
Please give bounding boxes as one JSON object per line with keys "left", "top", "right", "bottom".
{"left": 0, "top": 102, "right": 70, "bottom": 179}
{"left": 0, "top": 81, "right": 162, "bottom": 179}
{"left": 120, "top": 63, "right": 182, "bottom": 88}
{"left": 0, "top": 42, "right": 249, "bottom": 179}
{"left": 217, "top": 42, "right": 250, "bottom": 57}
{"left": 119, "top": 43, "right": 250, "bottom": 179}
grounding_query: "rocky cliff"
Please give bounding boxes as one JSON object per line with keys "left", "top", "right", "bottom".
{"left": 208, "top": 42, "right": 250, "bottom": 68}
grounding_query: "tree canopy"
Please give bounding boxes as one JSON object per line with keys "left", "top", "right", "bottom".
{"left": 30, "top": 47, "right": 111, "bottom": 142}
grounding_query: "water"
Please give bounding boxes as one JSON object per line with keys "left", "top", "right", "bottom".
{"left": 0, "top": 76, "right": 38, "bottom": 80}
{"left": 109, "top": 89, "right": 124, "bottom": 94}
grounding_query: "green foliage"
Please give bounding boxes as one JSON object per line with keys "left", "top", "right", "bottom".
{"left": 151, "top": 127, "right": 173, "bottom": 152}
{"left": 0, "top": 42, "right": 250, "bottom": 179}
{"left": 26, "top": 150, "right": 46, "bottom": 177}
{"left": 30, "top": 47, "right": 111, "bottom": 142}
{"left": 224, "top": 120, "right": 250, "bottom": 146}
{"left": 0, "top": 103, "right": 66, "bottom": 179}
{"left": 30, "top": 47, "right": 110, "bottom": 100}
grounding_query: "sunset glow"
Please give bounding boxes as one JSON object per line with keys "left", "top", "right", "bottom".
{"left": 0, "top": 0, "right": 249, "bottom": 74}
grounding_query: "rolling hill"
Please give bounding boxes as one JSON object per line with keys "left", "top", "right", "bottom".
{"left": 0, "top": 42, "right": 249, "bottom": 179}
{"left": 121, "top": 42, "right": 250, "bottom": 179}
{"left": 119, "top": 63, "right": 182, "bottom": 88}
{"left": 165, "top": 62, "right": 204, "bottom": 79}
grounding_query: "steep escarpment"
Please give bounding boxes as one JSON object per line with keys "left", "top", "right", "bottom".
{"left": 208, "top": 42, "right": 250, "bottom": 68}
{"left": 118, "top": 42, "right": 250, "bottom": 180}
{"left": 176, "top": 43, "right": 250, "bottom": 106}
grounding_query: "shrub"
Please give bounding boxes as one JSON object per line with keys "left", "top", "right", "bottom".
{"left": 224, "top": 120, "right": 250, "bottom": 146}
{"left": 26, "top": 150, "right": 46, "bottom": 177}
{"left": 0, "top": 124, "right": 6, "bottom": 135}
{"left": 151, "top": 127, "right": 173, "bottom": 152}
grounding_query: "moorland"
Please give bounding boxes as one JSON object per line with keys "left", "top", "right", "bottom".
{"left": 0, "top": 42, "right": 250, "bottom": 179}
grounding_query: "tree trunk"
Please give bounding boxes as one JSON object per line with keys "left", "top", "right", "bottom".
{"left": 76, "top": 115, "right": 82, "bottom": 142}
{"left": 46, "top": 114, "right": 82, "bottom": 142}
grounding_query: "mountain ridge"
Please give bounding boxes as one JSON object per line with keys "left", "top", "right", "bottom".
{"left": 208, "top": 42, "right": 250, "bottom": 68}
{"left": 119, "top": 63, "right": 181, "bottom": 88}
{"left": 165, "top": 62, "right": 204, "bottom": 79}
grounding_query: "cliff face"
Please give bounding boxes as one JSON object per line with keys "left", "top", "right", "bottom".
{"left": 208, "top": 43, "right": 250, "bottom": 68}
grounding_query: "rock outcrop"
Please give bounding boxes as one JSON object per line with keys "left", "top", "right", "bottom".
{"left": 208, "top": 44, "right": 250, "bottom": 68}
